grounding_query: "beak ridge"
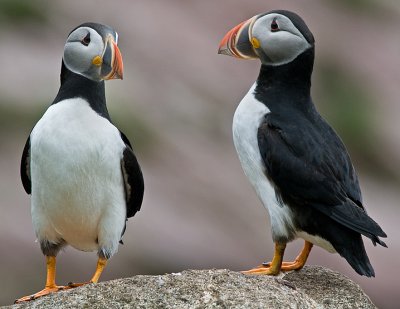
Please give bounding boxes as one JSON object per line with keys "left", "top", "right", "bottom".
{"left": 103, "top": 39, "right": 124, "bottom": 80}
{"left": 218, "top": 16, "right": 259, "bottom": 60}
{"left": 218, "top": 20, "right": 247, "bottom": 57}
{"left": 111, "top": 41, "right": 123, "bottom": 80}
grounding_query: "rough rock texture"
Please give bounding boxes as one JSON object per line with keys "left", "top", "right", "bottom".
{"left": 4, "top": 266, "right": 376, "bottom": 309}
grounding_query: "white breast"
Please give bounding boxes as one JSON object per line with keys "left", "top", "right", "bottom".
{"left": 232, "top": 84, "right": 295, "bottom": 241}
{"left": 30, "top": 98, "right": 126, "bottom": 254}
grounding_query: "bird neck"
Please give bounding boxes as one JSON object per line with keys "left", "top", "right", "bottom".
{"left": 254, "top": 49, "right": 314, "bottom": 113}
{"left": 52, "top": 61, "right": 111, "bottom": 120}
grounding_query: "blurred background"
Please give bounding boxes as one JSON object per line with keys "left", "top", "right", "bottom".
{"left": 0, "top": 0, "right": 399, "bottom": 307}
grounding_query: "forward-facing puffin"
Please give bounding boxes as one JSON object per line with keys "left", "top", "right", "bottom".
{"left": 17, "top": 23, "right": 144, "bottom": 303}
{"left": 218, "top": 10, "right": 386, "bottom": 276}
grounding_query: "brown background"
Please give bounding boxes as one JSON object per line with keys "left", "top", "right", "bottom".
{"left": 1, "top": 0, "right": 399, "bottom": 307}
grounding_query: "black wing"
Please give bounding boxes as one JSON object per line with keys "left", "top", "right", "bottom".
{"left": 20, "top": 136, "right": 31, "bottom": 194}
{"left": 120, "top": 131, "right": 144, "bottom": 218}
{"left": 258, "top": 113, "right": 386, "bottom": 244}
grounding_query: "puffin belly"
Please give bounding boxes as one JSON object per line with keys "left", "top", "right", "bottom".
{"left": 30, "top": 98, "right": 127, "bottom": 252}
{"left": 232, "top": 85, "right": 296, "bottom": 241}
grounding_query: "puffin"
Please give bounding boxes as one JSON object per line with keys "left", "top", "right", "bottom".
{"left": 17, "top": 23, "right": 144, "bottom": 303}
{"left": 218, "top": 10, "right": 387, "bottom": 277}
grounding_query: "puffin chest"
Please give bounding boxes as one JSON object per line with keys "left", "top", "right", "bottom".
{"left": 31, "top": 98, "right": 124, "bottom": 169}
{"left": 232, "top": 85, "right": 295, "bottom": 240}
{"left": 30, "top": 98, "right": 126, "bottom": 247}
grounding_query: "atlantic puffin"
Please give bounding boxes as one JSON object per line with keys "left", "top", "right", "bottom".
{"left": 218, "top": 10, "right": 386, "bottom": 277}
{"left": 17, "top": 23, "right": 144, "bottom": 303}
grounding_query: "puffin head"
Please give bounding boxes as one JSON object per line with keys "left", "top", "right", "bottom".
{"left": 218, "top": 10, "right": 314, "bottom": 66}
{"left": 63, "top": 22, "right": 123, "bottom": 81}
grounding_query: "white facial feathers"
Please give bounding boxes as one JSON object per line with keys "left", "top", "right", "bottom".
{"left": 251, "top": 14, "right": 311, "bottom": 66}
{"left": 63, "top": 27, "right": 104, "bottom": 79}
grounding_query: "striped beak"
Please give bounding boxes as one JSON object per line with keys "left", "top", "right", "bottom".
{"left": 218, "top": 16, "right": 259, "bottom": 60}
{"left": 101, "top": 37, "right": 124, "bottom": 80}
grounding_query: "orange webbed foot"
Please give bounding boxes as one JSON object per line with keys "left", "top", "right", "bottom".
{"left": 67, "top": 281, "right": 93, "bottom": 288}
{"left": 242, "top": 265, "right": 281, "bottom": 275}
{"left": 15, "top": 285, "right": 70, "bottom": 303}
{"left": 241, "top": 241, "right": 313, "bottom": 276}
{"left": 261, "top": 241, "right": 313, "bottom": 271}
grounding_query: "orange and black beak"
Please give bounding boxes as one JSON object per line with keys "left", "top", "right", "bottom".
{"left": 218, "top": 16, "right": 259, "bottom": 60}
{"left": 101, "top": 36, "right": 124, "bottom": 80}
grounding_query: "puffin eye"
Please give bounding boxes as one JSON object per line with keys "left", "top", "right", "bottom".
{"left": 81, "top": 33, "right": 91, "bottom": 46}
{"left": 271, "top": 19, "right": 279, "bottom": 32}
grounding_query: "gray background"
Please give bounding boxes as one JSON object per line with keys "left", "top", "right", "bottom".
{"left": 0, "top": 0, "right": 399, "bottom": 307}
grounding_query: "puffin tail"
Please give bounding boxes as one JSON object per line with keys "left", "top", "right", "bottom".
{"left": 312, "top": 200, "right": 387, "bottom": 248}
{"left": 334, "top": 232, "right": 375, "bottom": 277}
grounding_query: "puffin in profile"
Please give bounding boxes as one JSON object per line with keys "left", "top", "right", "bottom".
{"left": 17, "top": 23, "right": 144, "bottom": 303}
{"left": 218, "top": 10, "right": 386, "bottom": 277}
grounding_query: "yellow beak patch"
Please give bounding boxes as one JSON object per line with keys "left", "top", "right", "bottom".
{"left": 251, "top": 37, "right": 260, "bottom": 49}
{"left": 92, "top": 56, "right": 103, "bottom": 66}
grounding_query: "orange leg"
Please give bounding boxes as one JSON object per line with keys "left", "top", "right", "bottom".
{"left": 242, "top": 241, "right": 313, "bottom": 275}
{"left": 15, "top": 256, "right": 69, "bottom": 303}
{"left": 263, "top": 241, "right": 313, "bottom": 271}
{"left": 67, "top": 257, "right": 107, "bottom": 288}
{"left": 242, "top": 242, "right": 286, "bottom": 275}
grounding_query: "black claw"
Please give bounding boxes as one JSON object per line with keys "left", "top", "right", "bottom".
{"left": 67, "top": 282, "right": 73, "bottom": 286}
{"left": 262, "top": 262, "right": 270, "bottom": 267}
{"left": 30, "top": 295, "right": 35, "bottom": 300}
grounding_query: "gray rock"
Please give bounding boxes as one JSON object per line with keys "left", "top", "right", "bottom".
{"left": 4, "top": 266, "right": 376, "bottom": 309}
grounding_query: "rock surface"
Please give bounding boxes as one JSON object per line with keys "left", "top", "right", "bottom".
{"left": 5, "top": 266, "right": 376, "bottom": 309}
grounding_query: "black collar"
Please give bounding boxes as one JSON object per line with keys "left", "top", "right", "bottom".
{"left": 52, "top": 61, "right": 111, "bottom": 120}
{"left": 254, "top": 48, "right": 314, "bottom": 115}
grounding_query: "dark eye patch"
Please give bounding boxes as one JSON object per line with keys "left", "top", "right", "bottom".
{"left": 81, "top": 32, "right": 91, "bottom": 46}
{"left": 271, "top": 18, "right": 279, "bottom": 32}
